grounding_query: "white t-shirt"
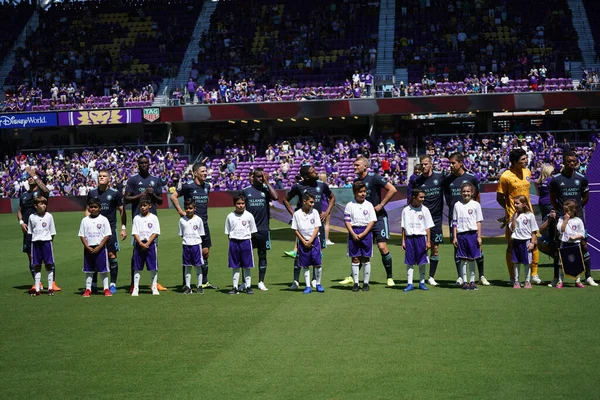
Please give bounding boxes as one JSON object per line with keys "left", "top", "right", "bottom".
{"left": 224, "top": 210, "right": 257, "bottom": 240}
{"left": 132, "top": 213, "right": 161, "bottom": 241}
{"left": 28, "top": 212, "right": 56, "bottom": 241}
{"left": 401, "top": 204, "right": 434, "bottom": 236}
{"left": 452, "top": 200, "right": 483, "bottom": 233}
{"left": 557, "top": 216, "right": 585, "bottom": 244}
{"left": 179, "top": 215, "right": 205, "bottom": 245}
{"left": 291, "top": 208, "right": 322, "bottom": 240}
{"left": 510, "top": 212, "right": 539, "bottom": 240}
{"left": 78, "top": 215, "right": 111, "bottom": 246}
{"left": 344, "top": 199, "right": 377, "bottom": 227}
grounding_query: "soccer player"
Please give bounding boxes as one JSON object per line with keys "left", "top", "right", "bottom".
{"left": 443, "top": 152, "right": 489, "bottom": 286}
{"left": 549, "top": 151, "right": 596, "bottom": 286}
{"left": 125, "top": 156, "right": 166, "bottom": 291}
{"left": 18, "top": 166, "right": 60, "bottom": 293}
{"left": 225, "top": 193, "right": 257, "bottom": 295}
{"left": 87, "top": 169, "right": 127, "bottom": 294}
{"left": 170, "top": 163, "right": 218, "bottom": 289}
{"left": 283, "top": 164, "right": 335, "bottom": 290}
{"left": 291, "top": 193, "right": 324, "bottom": 294}
{"left": 497, "top": 149, "right": 541, "bottom": 285}
{"left": 408, "top": 155, "right": 445, "bottom": 286}
{"left": 401, "top": 189, "right": 434, "bottom": 292}
{"left": 344, "top": 181, "right": 377, "bottom": 292}
{"left": 340, "top": 156, "right": 398, "bottom": 287}
{"left": 510, "top": 195, "right": 539, "bottom": 289}
{"left": 79, "top": 198, "right": 112, "bottom": 297}
{"left": 179, "top": 199, "right": 205, "bottom": 294}
{"left": 242, "top": 168, "right": 278, "bottom": 291}
{"left": 27, "top": 196, "right": 56, "bottom": 296}
{"left": 131, "top": 196, "right": 161, "bottom": 296}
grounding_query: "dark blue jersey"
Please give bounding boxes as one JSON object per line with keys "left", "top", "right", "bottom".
{"left": 242, "top": 184, "right": 271, "bottom": 231}
{"left": 125, "top": 173, "right": 163, "bottom": 218}
{"left": 177, "top": 180, "right": 210, "bottom": 222}
{"left": 354, "top": 172, "right": 388, "bottom": 217}
{"left": 19, "top": 187, "right": 49, "bottom": 224}
{"left": 409, "top": 172, "right": 445, "bottom": 219}
{"left": 442, "top": 172, "right": 480, "bottom": 219}
{"left": 288, "top": 180, "right": 332, "bottom": 213}
{"left": 87, "top": 187, "right": 123, "bottom": 229}
{"left": 549, "top": 172, "right": 589, "bottom": 217}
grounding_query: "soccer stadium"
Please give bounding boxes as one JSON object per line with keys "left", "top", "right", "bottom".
{"left": 1, "top": 0, "right": 600, "bottom": 398}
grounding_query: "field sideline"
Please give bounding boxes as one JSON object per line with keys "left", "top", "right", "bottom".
{"left": 1, "top": 209, "right": 598, "bottom": 399}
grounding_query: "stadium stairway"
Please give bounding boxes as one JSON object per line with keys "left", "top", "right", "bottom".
{"left": 152, "top": 1, "right": 217, "bottom": 107}
{"left": 375, "top": 0, "right": 395, "bottom": 80}
{"left": 568, "top": 0, "right": 600, "bottom": 79}
{"left": 1, "top": 9, "right": 39, "bottom": 100}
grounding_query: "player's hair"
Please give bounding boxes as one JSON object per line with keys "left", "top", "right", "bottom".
{"left": 449, "top": 152, "right": 464, "bottom": 163}
{"left": 355, "top": 156, "right": 370, "bottom": 167}
{"left": 419, "top": 155, "right": 432, "bottom": 163}
{"left": 460, "top": 181, "right": 476, "bottom": 192}
{"left": 137, "top": 155, "right": 150, "bottom": 164}
{"left": 233, "top": 193, "right": 247, "bottom": 205}
{"left": 139, "top": 195, "right": 152, "bottom": 205}
{"left": 299, "top": 164, "right": 313, "bottom": 179}
{"left": 414, "top": 163, "right": 423, "bottom": 173}
{"left": 87, "top": 198, "right": 101, "bottom": 207}
{"left": 537, "top": 163, "right": 554, "bottom": 184}
{"left": 563, "top": 199, "right": 579, "bottom": 217}
{"left": 513, "top": 195, "right": 532, "bottom": 213}
{"left": 301, "top": 192, "right": 315, "bottom": 202}
{"left": 562, "top": 151, "right": 577, "bottom": 161}
{"left": 34, "top": 196, "right": 48, "bottom": 205}
{"left": 508, "top": 148, "right": 527, "bottom": 165}
{"left": 192, "top": 162, "right": 206, "bottom": 173}
{"left": 410, "top": 189, "right": 425, "bottom": 199}
{"left": 352, "top": 181, "right": 366, "bottom": 194}
{"left": 183, "top": 199, "right": 195, "bottom": 208}
{"left": 253, "top": 167, "right": 264, "bottom": 175}
{"left": 98, "top": 169, "right": 110, "bottom": 175}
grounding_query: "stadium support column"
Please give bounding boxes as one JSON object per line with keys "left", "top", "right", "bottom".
{"left": 69, "top": 127, "right": 76, "bottom": 146}
{"left": 475, "top": 112, "right": 492, "bottom": 134}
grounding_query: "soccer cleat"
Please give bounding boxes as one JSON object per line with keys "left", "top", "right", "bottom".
{"left": 228, "top": 288, "right": 240, "bottom": 295}
{"left": 91, "top": 286, "right": 99, "bottom": 294}
{"left": 311, "top": 279, "right": 317, "bottom": 289}
{"left": 202, "top": 282, "right": 220, "bottom": 290}
{"left": 509, "top": 279, "right": 515, "bottom": 287}
{"left": 284, "top": 250, "right": 297, "bottom": 258}
{"left": 352, "top": 284, "right": 361, "bottom": 292}
{"left": 462, "top": 283, "right": 469, "bottom": 290}
{"left": 258, "top": 282, "right": 269, "bottom": 291}
{"left": 129, "top": 285, "right": 134, "bottom": 294}
{"left": 326, "top": 239, "right": 335, "bottom": 245}
{"left": 362, "top": 283, "right": 370, "bottom": 292}
{"left": 531, "top": 275, "right": 542, "bottom": 285}
{"left": 479, "top": 276, "right": 490, "bottom": 286}
{"left": 183, "top": 286, "right": 193, "bottom": 295}
{"left": 289, "top": 281, "right": 299, "bottom": 290}
{"left": 455, "top": 277, "right": 464, "bottom": 287}
{"left": 109, "top": 285, "right": 117, "bottom": 294}
{"left": 513, "top": 281, "right": 521, "bottom": 289}
{"left": 548, "top": 278, "right": 558, "bottom": 288}
{"left": 246, "top": 287, "right": 254, "bottom": 295}
{"left": 156, "top": 283, "right": 168, "bottom": 291}
{"left": 586, "top": 277, "right": 598, "bottom": 287}
{"left": 316, "top": 284, "right": 325, "bottom": 293}
{"left": 427, "top": 277, "right": 438, "bottom": 286}
{"left": 386, "top": 278, "right": 396, "bottom": 287}
{"left": 131, "top": 287, "right": 139, "bottom": 296}
{"left": 151, "top": 286, "right": 160, "bottom": 295}
{"left": 103, "top": 288, "right": 112, "bottom": 297}
{"left": 303, "top": 287, "right": 312, "bottom": 294}
{"left": 469, "top": 282, "right": 478, "bottom": 291}
{"left": 197, "top": 287, "right": 204, "bottom": 294}
{"left": 403, "top": 284, "right": 414, "bottom": 292}
{"left": 28, "top": 285, "right": 39, "bottom": 294}
{"left": 82, "top": 289, "right": 92, "bottom": 297}
{"left": 524, "top": 281, "right": 532, "bottom": 289}
{"left": 30, "top": 290, "right": 40, "bottom": 297}
{"left": 48, "top": 289, "right": 55, "bottom": 296}
{"left": 52, "top": 281, "right": 61, "bottom": 291}
{"left": 556, "top": 281, "right": 564, "bottom": 289}
{"left": 419, "top": 282, "right": 429, "bottom": 291}
{"left": 339, "top": 276, "right": 354, "bottom": 285}
{"left": 575, "top": 281, "right": 585, "bottom": 289}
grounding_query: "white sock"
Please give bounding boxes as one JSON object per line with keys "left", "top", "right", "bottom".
{"left": 184, "top": 266, "right": 192, "bottom": 287}
{"left": 363, "top": 262, "right": 371, "bottom": 284}
{"left": 47, "top": 270, "right": 54, "bottom": 289}
{"left": 100, "top": 273, "right": 109, "bottom": 290}
{"left": 150, "top": 270, "right": 157, "bottom": 289}
{"left": 133, "top": 272, "right": 141, "bottom": 289}
{"left": 194, "top": 266, "right": 203, "bottom": 289}
{"left": 232, "top": 268, "right": 240, "bottom": 289}
{"left": 514, "top": 264, "right": 520, "bottom": 283}
{"left": 35, "top": 271, "right": 41, "bottom": 291}
{"left": 524, "top": 264, "right": 531, "bottom": 282}
{"left": 314, "top": 267, "right": 322, "bottom": 284}
{"left": 559, "top": 269, "right": 564, "bottom": 282}
{"left": 418, "top": 264, "right": 426, "bottom": 283}
{"left": 243, "top": 268, "right": 251, "bottom": 288}
{"left": 469, "top": 261, "right": 476, "bottom": 283}
{"left": 85, "top": 273, "right": 93, "bottom": 290}
{"left": 461, "top": 261, "right": 468, "bottom": 283}
{"left": 351, "top": 263, "right": 360, "bottom": 284}
{"left": 576, "top": 276, "right": 581, "bottom": 283}
{"left": 406, "top": 265, "right": 414, "bottom": 285}
{"left": 303, "top": 267, "right": 310, "bottom": 287}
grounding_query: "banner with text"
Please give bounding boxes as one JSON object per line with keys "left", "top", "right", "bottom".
{"left": 0, "top": 113, "right": 58, "bottom": 129}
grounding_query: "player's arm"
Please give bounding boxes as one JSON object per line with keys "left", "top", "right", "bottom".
{"left": 147, "top": 233, "right": 158, "bottom": 246}
{"left": 539, "top": 210, "right": 556, "bottom": 234}
{"left": 476, "top": 221, "right": 482, "bottom": 246}
{"left": 377, "top": 182, "right": 397, "bottom": 212}
{"left": 401, "top": 227, "right": 406, "bottom": 250}
{"left": 124, "top": 190, "right": 143, "bottom": 204}
{"left": 96, "top": 234, "right": 111, "bottom": 252}
{"left": 118, "top": 204, "right": 127, "bottom": 240}
{"left": 263, "top": 172, "right": 278, "bottom": 201}
{"left": 80, "top": 236, "right": 94, "bottom": 253}
{"left": 496, "top": 176, "right": 507, "bottom": 209}
{"left": 144, "top": 185, "right": 163, "bottom": 205}
{"left": 170, "top": 191, "right": 185, "bottom": 216}
{"left": 283, "top": 192, "right": 296, "bottom": 216}
{"left": 496, "top": 192, "right": 507, "bottom": 209}
{"left": 25, "top": 166, "right": 49, "bottom": 196}
{"left": 293, "top": 229, "right": 307, "bottom": 247}
{"left": 510, "top": 212, "right": 518, "bottom": 231}
{"left": 17, "top": 204, "right": 27, "bottom": 233}
{"left": 307, "top": 226, "right": 320, "bottom": 246}
{"left": 363, "top": 220, "right": 376, "bottom": 236}
{"left": 582, "top": 190, "right": 589, "bottom": 207}
{"left": 426, "top": 228, "right": 431, "bottom": 250}
{"left": 452, "top": 209, "right": 458, "bottom": 248}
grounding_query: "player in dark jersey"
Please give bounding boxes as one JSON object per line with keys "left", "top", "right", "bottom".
{"left": 408, "top": 155, "right": 444, "bottom": 286}
{"left": 283, "top": 164, "right": 335, "bottom": 289}
{"left": 242, "top": 168, "right": 279, "bottom": 291}
{"left": 170, "top": 163, "right": 218, "bottom": 289}
{"left": 17, "top": 165, "right": 60, "bottom": 293}
{"left": 550, "top": 151, "right": 596, "bottom": 286}
{"left": 442, "top": 152, "right": 489, "bottom": 286}
{"left": 340, "top": 156, "right": 398, "bottom": 287}
{"left": 124, "top": 156, "right": 166, "bottom": 291}
{"left": 87, "top": 170, "right": 127, "bottom": 294}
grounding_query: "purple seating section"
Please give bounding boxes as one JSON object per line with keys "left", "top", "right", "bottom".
{"left": 30, "top": 99, "right": 153, "bottom": 112}
{"left": 0, "top": 2, "right": 35, "bottom": 63}
{"left": 410, "top": 77, "right": 574, "bottom": 96}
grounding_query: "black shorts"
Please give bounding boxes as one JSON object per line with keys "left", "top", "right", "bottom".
{"left": 201, "top": 224, "right": 212, "bottom": 248}
{"left": 372, "top": 216, "right": 390, "bottom": 243}
{"left": 106, "top": 232, "right": 120, "bottom": 254}
{"left": 431, "top": 219, "right": 444, "bottom": 244}
{"left": 251, "top": 230, "right": 271, "bottom": 250}
{"left": 22, "top": 233, "right": 32, "bottom": 254}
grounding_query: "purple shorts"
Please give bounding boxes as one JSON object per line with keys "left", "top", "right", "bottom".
{"left": 456, "top": 231, "right": 481, "bottom": 260}
{"left": 83, "top": 246, "right": 109, "bottom": 273}
{"left": 512, "top": 239, "right": 533, "bottom": 265}
{"left": 182, "top": 244, "right": 204, "bottom": 267}
{"left": 31, "top": 241, "right": 55, "bottom": 266}
{"left": 404, "top": 235, "right": 429, "bottom": 266}
{"left": 347, "top": 226, "right": 373, "bottom": 258}
{"left": 228, "top": 239, "right": 254, "bottom": 268}
{"left": 297, "top": 237, "right": 322, "bottom": 267}
{"left": 133, "top": 242, "right": 158, "bottom": 271}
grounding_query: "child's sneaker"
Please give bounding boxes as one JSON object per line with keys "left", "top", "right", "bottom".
{"left": 575, "top": 281, "right": 585, "bottom": 288}
{"left": 131, "top": 287, "right": 139, "bottom": 296}
{"left": 403, "top": 284, "right": 415, "bottom": 292}
{"left": 183, "top": 286, "right": 193, "bottom": 295}
{"left": 513, "top": 281, "right": 521, "bottom": 289}
{"left": 556, "top": 281, "right": 564, "bottom": 289}
{"left": 29, "top": 284, "right": 43, "bottom": 293}
{"left": 245, "top": 287, "right": 254, "bottom": 295}
{"left": 461, "top": 283, "right": 469, "bottom": 290}
{"left": 524, "top": 281, "right": 532, "bottom": 289}
{"left": 316, "top": 284, "right": 325, "bottom": 293}
{"left": 151, "top": 286, "right": 160, "bottom": 295}
{"left": 103, "top": 289, "right": 112, "bottom": 297}
{"left": 548, "top": 278, "right": 558, "bottom": 288}
{"left": 228, "top": 288, "right": 240, "bottom": 295}
{"left": 82, "top": 288, "right": 92, "bottom": 297}
{"left": 197, "top": 287, "right": 204, "bottom": 294}
{"left": 362, "top": 283, "right": 370, "bottom": 292}
{"left": 469, "top": 282, "right": 478, "bottom": 291}
{"left": 48, "top": 289, "right": 55, "bottom": 296}
{"left": 303, "top": 287, "right": 312, "bottom": 294}
{"left": 419, "top": 282, "right": 429, "bottom": 291}
{"left": 352, "top": 284, "right": 361, "bottom": 292}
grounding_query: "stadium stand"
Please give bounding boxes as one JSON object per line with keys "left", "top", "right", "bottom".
{"left": 0, "top": 1, "right": 35, "bottom": 64}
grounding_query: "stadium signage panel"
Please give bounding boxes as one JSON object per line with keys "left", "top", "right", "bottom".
{"left": 58, "top": 109, "right": 142, "bottom": 126}
{"left": 143, "top": 108, "right": 161, "bottom": 123}
{"left": 0, "top": 113, "right": 57, "bottom": 128}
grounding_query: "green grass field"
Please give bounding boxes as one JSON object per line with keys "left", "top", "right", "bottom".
{"left": 1, "top": 209, "right": 599, "bottom": 399}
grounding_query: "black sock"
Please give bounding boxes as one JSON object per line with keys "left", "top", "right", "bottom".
{"left": 429, "top": 256, "right": 439, "bottom": 278}
{"left": 52, "top": 264, "right": 56, "bottom": 281}
{"left": 130, "top": 255, "right": 135, "bottom": 286}
{"left": 584, "top": 253, "right": 591, "bottom": 279}
{"left": 476, "top": 254, "right": 485, "bottom": 277}
{"left": 29, "top": 261, "right": 35, "bottom": 279}
{"left": 553, "top": 256, "right": 560, "bottom": 280}
{"left": 381, "top": 252, "right": 393, "bottom": 279}
{"left": 201, "top": 260, "right": 209, "bottom": 284}
{"left": 293, "top": 257, "right": 300, "bottom": 282}
{"left": 92, "top": 271, "right": 98, "bottom": 287}
{"left": 182, "top": 265, "right": 186, "bottom": 286}
{"left": 258, "top": 249, "right": 267, "bottom": 282}
{"left": 454, "top": 248, "right": 461, "bottom": 278}
{"left": 109, "top": 258, "right": 118, "bottom": 285}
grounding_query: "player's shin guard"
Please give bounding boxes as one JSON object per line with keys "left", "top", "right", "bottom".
{"left": 258, "top": 249, "right": 267, "bottom": 282}
{"left": 476, "top": 253, "right": 485, "bottom": 277}
{"left": 506, "top": 251, "right": 515, "bottom": 280}
{"left": 201, "top": 260, "right": 209, "bottom": 284}
{"left": 429, "top": 255, "right": 439, "bottom": 278}
{"left": 109, "top": 258, "right": 118, "bottom": 285}
{"left": 584, "top": 252, "right": 591, "bottom": 279}
{"left": 293, "top": 257, "right": 301, "bottom": 282}
{"left": 531, "top": 248, "right": 539, "bottom": 276}
{"left": 381, "top": 252, "right": 393, "bottom": 279}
